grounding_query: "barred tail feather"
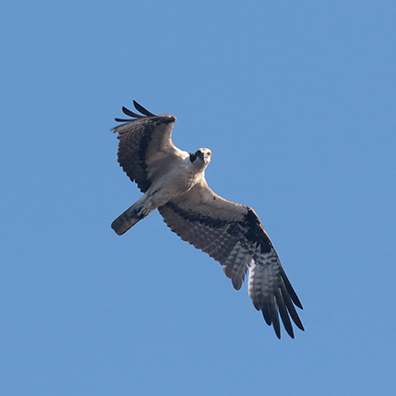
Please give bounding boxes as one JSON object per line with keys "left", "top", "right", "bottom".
{"left": 111, "top": 206, "right": 142, "bottom": 235}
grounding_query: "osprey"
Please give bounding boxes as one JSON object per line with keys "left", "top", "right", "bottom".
{"left": 111, "top": 101, "right": 304, "bottom": 339}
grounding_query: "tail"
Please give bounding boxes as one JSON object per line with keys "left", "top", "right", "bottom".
{"left": 111, "top": 205, "right": 142, "bottom": 235}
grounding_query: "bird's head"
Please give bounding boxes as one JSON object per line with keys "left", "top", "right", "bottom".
{"left": 189, "top": 148, "right": 212, "bottom": 170}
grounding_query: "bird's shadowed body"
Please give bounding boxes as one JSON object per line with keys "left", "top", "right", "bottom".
{"left": 111, "top": 101, "right": 304, "bottom": 339}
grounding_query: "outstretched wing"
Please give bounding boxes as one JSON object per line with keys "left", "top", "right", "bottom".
{"left": 158, "top": 179, "right": 304, "bottom": 339}
{"left": 112, "top": 101, "right": 185, "bottom": 193}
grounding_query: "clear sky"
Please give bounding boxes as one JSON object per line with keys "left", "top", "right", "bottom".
{"left": 1, "top": 1, "right": 395, "bottom": 395}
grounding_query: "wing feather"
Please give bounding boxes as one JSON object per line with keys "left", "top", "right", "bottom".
{"left": 112, "top": 101, "right": 181, "bottom": 192}
{"left": 229, "top": 245, "right": 252, "bottom": 290}
{"left": 132, "top": 100, "right": 156, "bottom": 117}
{"left": 158, "top": 179, "right": 304, "bottom": 338}
{"left": 275, "top": 286, "right": 294, "bottom": 338}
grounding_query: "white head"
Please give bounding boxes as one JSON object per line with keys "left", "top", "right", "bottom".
{"left": 189, "top": 148, "right": 212, "bottom": 171}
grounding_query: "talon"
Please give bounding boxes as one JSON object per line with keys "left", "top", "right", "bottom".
{"left": 136, "top": 207, "right": 149, "bottom": 219}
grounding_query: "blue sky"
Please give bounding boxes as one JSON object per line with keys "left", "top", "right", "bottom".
{"left": 1, "top": 1, "right": 396, "bottom": 395}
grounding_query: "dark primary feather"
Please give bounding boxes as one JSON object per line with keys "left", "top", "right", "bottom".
{"left": 115, "top": 101, "right": 156, "bottom": 121}
{"left": 133, "top": 100, "right": 156, "bottom": 117}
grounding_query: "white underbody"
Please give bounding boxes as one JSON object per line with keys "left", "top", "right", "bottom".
{"left": 135, "top": 155, "right": 205, "bottom": 217}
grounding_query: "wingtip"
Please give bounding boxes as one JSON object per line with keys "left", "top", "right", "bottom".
{"left": 133, "top": 100, "right": 156, "bottom": 117}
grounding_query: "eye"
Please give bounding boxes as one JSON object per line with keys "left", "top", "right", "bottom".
{"left": 207, "top": 152, "right": 211, "bottom": 156}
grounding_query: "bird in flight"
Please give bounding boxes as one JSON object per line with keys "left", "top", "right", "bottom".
{"left": 111, "top": 101, "right": 304, "bottom": 339}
